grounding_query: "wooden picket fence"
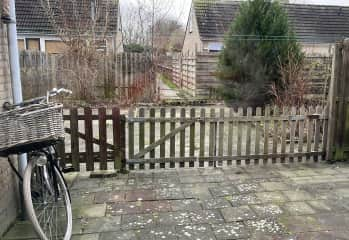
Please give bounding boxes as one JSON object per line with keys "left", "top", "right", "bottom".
{"left": 125, "top": 106, "right": 328, "bottom": 170}
{"left": 59, "top": 105, "right": 328, "bottom": 171}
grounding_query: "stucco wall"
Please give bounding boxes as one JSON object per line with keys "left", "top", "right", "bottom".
{"left": 0, "top": 23, "right": 19, "bottom": 236}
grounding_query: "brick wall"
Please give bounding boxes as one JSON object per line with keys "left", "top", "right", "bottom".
{"left": 0, "top": 23, "right": 19, "bottom": 236}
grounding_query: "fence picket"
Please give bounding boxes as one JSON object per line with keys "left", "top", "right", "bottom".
{"left": 290, "top": 107, "right": 297, "bottom": 161}
{"left": 314, "top": 106, "right": 322, "bottom": 158}
{"left": 298, "top": 106, "right": 306, "bottom": 162}
{"left": 139, "top": 108, "right": 145, "bottom": 157}
{"left": 99, "top": 108, "right": 108, "bottom": 170}
{"left": 200, "top": 109, "right": 206, "bottom": 157}
{"left": 128, "top": 109, "right": 135, "bottom": 159}
{"left": 112, "top": 107, "right": 121, "bottom": 170}
{"left": 264, "top": 106, "right": 270, "bottom": 163}
{"left": 228, "top": 108, "right": 234, "bottom": 156}
{"left": 70, "top": 108, "right": 80, "bottom": 171}
{"left": 170, "top": 108, "right": 176, "bottom": 158}
{"left": 218, "top": 109, "right": 225, "bottom": 157}
{"left": 85, "top": 107, "right": 94, "bottom": 171}
{"left": 180, "top": 108, "right": 186, "bottom": 158}
{"left": 307, "top": 106, "right": 315, "bottom": 160}
{"left": 255, "top": 107, "right": 262, "bottom": 164}
{"left": 160, "top": 108, "right": 166, "bottom": 158}
{"left": 190, "top": 108, "right": 196, "bottom": 157}
{"left": 272, "top": 107, "right": 279, "bottom": 157}
{"left": 209, "top": 109, "right": 216, "bottom": 157}
{"left": 237, "top": 108, "right": 243, "bottom": 157}
{"left": 246, "top": 107, "right": 252, "bottom": 158}
{"left": 150, "top": 108, "right": 156, "bottom": 159}
{"left": 322, "top": 105, "right": 329, "bottom": 155}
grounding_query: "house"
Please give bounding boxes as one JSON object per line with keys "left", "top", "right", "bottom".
{"left": 15, "top": 0, "right": 123, "bottom": 54}
{"left": 183, "top": 0, "right": 349, "bottom": 56}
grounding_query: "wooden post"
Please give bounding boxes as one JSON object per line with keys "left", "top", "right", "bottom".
{"left": 326, "top": 42, "right": 343, "bottom": 161}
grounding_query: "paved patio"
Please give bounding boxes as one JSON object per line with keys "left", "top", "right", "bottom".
{"left": 4, "top": 162, "right": 349, "bottom": 240}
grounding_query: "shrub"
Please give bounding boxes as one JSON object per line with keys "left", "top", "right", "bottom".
{"left": 218, "top": 0, "right": 303, "bottom": 105}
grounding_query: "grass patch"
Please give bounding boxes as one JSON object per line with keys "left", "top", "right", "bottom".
{"left": 160, "top": 74, "right": 178, "bottom": 90}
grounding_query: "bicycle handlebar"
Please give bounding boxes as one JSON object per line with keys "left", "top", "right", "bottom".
{"left": 3, "top": 88, "right": 72, "bottom": 110}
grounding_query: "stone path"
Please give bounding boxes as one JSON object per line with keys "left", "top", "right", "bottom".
{"left": 4, "top": 163, "right": 349, "bottom": 240}
{"left": 157, "top": 76, "right": 182, "bottom": 101}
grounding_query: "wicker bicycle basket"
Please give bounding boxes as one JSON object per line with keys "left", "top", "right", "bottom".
{"left": 0, "top": 103, "right": 65, "bottom": 154}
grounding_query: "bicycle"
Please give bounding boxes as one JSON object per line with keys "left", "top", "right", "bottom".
{"left": 0, "top": 88, "right": 73, "bottom": 240}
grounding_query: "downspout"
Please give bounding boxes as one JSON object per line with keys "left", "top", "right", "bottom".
{"left": 7, "top": 0, "right": 28, "bottom": 183}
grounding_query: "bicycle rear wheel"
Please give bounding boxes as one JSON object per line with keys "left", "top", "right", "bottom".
{"left": 23, "top": 158, "right": 72, "bottom": 240}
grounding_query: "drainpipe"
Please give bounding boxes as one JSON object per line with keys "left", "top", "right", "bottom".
{"left": 7, "top": 0, "right": 27, "bottom": 175}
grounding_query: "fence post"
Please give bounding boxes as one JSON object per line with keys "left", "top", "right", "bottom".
{"left": 326, "top": 41, "right": 344, "bottom": 161}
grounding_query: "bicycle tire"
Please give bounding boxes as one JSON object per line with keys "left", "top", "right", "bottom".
{"left": 23, "top": 159, "right": 73, "bottom": 240}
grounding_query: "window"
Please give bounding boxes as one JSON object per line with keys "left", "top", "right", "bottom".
{"left": 25, "top": 38, "right": 40, "bottom": 51}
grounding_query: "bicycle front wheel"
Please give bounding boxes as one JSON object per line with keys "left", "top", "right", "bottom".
{"left": 23, "top": 159, "right": 73, "bottom": 240}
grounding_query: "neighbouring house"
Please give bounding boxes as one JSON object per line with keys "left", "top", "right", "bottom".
{"left": 174, "top": 0, "right": 347, "bottom": 98}
{"left": 0, "top": 17, "right": 18, "bottom": 237}
{"left": 183, "top": 0, "right": 349, "bottom": 56}
{"left": 15, "top": 0, "right": 123, "bottom": 54}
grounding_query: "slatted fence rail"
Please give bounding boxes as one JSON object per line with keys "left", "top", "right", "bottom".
{"left": 126, "top": 106, "right": 328, "bottom": 170}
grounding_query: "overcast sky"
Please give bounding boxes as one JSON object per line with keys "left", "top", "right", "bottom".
{"left": 121, "top": 0, "right": 349, "bottom": 26}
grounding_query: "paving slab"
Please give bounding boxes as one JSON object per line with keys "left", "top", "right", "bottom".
{"left": 176, "top": 224, "right": 216, "bottom": 240}
{"left": 158, "top": 211, "right": 191, "bottom": 226}
{"left": 251, "top": 204, "right": 284, "bottom": 218}
{"left": 282, "top": 202, "right": 316, "bottom": 216}
{"left": 189, "top": 210, "right": 224, "bottom": 224}
{"left": 121, "top": 213, "right": 156, "bottom": 230}
{"left": 76, "top": 216, "right": 121, "bottom": 234}
{"left": 212, "top": 222, "right": 250, "bottom": 239}
{"left": 4, "top": 163, "right": 349, "bottom": 240}
{"left": 125, "top": 189, "right": 156, "bottom": 202}
{"left": 282, "top": 190, "right": 314, "bottom": 201}
{"left": 99, "top": 230, "right": 137, "bottom": 240}
{"left": 135, "top": 226, "right": 178, "bottom": 240}
{"left": 71, "top": 234, "right": 100, "bottom": 240}
{"left": 221, "top": 206, "right": 257, "bottom": 222}
{"left": 256, "top": 191, "right": 288, "bottom": 203}
{"left": 73, "top": 204, "right": 107, "bottom": 219}
{"left": 201, "top": 198, "right": 232, "bottom": 210}
{"left": 170, "top": 199, "right": 202, "bottom": 211}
